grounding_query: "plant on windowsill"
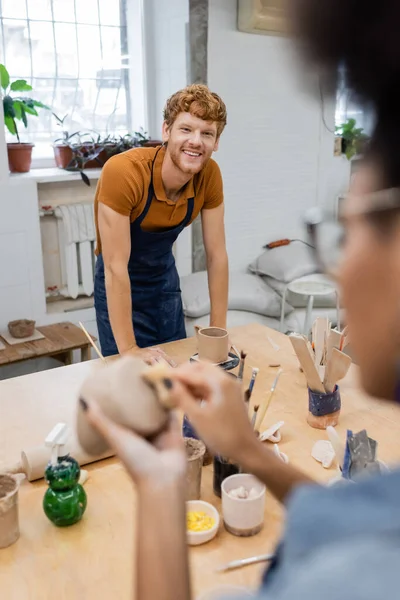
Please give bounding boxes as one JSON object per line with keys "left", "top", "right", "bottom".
{"left": 335, "top": 118, "right": 370, "bottom": 160}
{"left": 52, "top": 121, "right": 161, "bottom": 185}
{"left": 0, "top": 64, "right": 50, "bottom": 173}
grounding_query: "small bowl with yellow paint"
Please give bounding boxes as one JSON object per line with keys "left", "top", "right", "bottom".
{"left": 186, "top": 500, "right": 220, "bottom": 546}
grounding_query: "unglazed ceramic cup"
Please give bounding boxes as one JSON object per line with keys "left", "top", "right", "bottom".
{"left": 195, "top": 326, "right": 230, "bottom": 364}
{"left": 221, "top": 473, "right": 266, "bottom": 537}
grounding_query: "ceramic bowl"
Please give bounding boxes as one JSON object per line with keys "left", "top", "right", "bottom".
{"left": 186, "top": 500, "right": 220, "bottom": 546}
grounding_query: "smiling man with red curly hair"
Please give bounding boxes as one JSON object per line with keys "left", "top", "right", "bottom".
{"left": 93, "top": 84, "right": 228, "bottom": 364}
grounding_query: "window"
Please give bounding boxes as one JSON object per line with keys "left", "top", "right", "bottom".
{"left": 0, "top": 0, "right": 131, "bottom": 161}
{"left": 335, "top": 67, "right": 374, "bottom": 135}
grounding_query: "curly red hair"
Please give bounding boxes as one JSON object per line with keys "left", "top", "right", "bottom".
{"left": 163, "top": 84, "right": 227, "bottom": 137}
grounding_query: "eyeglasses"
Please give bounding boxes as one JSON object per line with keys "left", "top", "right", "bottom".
{"left": 304, "top": 188, "right": 400, "bottom": 275}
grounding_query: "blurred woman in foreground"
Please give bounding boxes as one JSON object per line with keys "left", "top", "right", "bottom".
{"left": 81, "top": 1, "right": 400, "bottom": 598}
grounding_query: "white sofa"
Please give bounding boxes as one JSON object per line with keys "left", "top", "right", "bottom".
{"left": 181, "top": 241, "right": 342, "bottom": 337}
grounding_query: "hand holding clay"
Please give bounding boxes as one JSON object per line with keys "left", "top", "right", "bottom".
{"left": 125, "top": 344, "right": 177, "bottom": 367}
{"left": 80, "top": 398, "right": 187, "bottom": 486}
{"left": 76, "top": 356, "right": 177, "bottom": 455}
{"left": 169, "top": 362, "right": 257, "bottom": 464}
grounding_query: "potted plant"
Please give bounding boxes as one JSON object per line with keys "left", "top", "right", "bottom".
{"left": 0, "top": 64, "right": 49, "bottom": 173}
{"left": 335, "top": 118, "right": 369, "bottom": 160}
{"left": 52, "top": 113, "right": 79, "bottom": 169}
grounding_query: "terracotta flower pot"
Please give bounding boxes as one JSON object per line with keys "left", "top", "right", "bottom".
{"left": 53, "top": 144, "right": 73, "bottom": 169}
{"left": 7, "top": 143, "right": 34, "bottom": 173}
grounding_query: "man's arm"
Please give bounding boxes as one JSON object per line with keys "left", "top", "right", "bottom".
{"left": 201, "top": 203, "right": 229, "bottom": 329}
{"left": 98, "top": 203, "right": 137, "bottom": 353}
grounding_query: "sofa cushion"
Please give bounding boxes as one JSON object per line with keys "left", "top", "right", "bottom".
{"left": 249, "top": 241, "right": 318, "bottom": 283}
{"left": 181, "top": 271, "right": 294, "bottom": 319}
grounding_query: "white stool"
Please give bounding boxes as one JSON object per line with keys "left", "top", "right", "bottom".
{"left": 280, "top": 274, "right": 340, "bottom": 334}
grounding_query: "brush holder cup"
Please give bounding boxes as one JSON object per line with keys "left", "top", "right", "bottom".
{"left": 307, "top": 385, "right": 341, "bottom": 429}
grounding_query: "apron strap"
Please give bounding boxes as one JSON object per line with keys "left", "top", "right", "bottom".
{"left": 137, "top": 146, "right": 196, "bottom": 229}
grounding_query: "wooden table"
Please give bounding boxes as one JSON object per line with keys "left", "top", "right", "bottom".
{"left": 1, "top": 323, "right": 400, "bottom": 600}
{"left": 0, "top": 322, "right": 95, "bottom": 367}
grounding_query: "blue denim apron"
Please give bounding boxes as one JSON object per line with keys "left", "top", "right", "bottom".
{"left": 94, "top": 149, "right": 194, "bottom": 356}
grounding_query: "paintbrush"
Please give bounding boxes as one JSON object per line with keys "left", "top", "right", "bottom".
{"left": 251, "top": 405, "right": 259, "bottom": 430}
{"left": 247, "top": 367, "right": 259, "bottom": 399}
{"left": 79, "top": 321, "right": 105, "bottom": 362}
{"left": 254, "top": 369, "right": 283, "bottom": 433}
{"left": 238, "top": 350, "right": 247, "bottom": 381}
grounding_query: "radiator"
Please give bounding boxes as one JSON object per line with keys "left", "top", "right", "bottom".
{"left": 54, "top": 203, "right": 96, "bottom": 299}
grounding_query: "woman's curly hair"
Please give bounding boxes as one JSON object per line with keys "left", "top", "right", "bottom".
{"left": 291, "top": 0, "right": 400, "bottom": 188}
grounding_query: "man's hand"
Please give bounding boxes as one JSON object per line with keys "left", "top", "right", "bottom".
{"left": 124, "top": 345, "right": 177, "bottom": 367}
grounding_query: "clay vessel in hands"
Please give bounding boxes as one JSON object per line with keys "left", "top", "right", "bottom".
{"left": 76, "top": 356, "right": 174, "bottom": 455}
{"left": 195, "top": 326, "right": 230, "bottom": 364}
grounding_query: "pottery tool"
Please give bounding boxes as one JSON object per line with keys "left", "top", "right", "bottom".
{"left": 216, "top": 553, "right": 275, "bottom": 572}
{"left": 323, "top": 348, "right": 352, "bottom": 393}
{"left": 313, "top": 318, "right": 330, "bottom": 367}
{"left": 326, "top": 426, "right": 346, "bottom": 470}
{"left": 78, "top": 321, "right": 105, "bottom": 362}
{"left": 254, "top": 368, "right": 283, "bottom": 433}
{"left": 273, "top": 444, "right": 289, "bottom": 463}
{"left": 326, "top": 328, "right": 343, "bottom": 361}
{"left": 259, "top": 421, "right": 284, "bottom": 443}
{"left": 247, "top": 367, "right": 259, "bottom": 399}
{"left": 231, "top": 344, "right": 240, "bottom": 358}
{"left": 45, "top": 423, "right": 69, "bottom": 466}
{"left": 4, "top": 441, "right": 115, "bottom": 481}
{"left": 5, "top": 441, "right": 116, "bottom": 482}
{"left": 267, "top": 336, "right": 280, "bottom": 351}
{"left": 250, "top": 405, "right": 259, "bottom": 430}
{"left": 289, "top": 334, "right": 325, "bottom": 393}
{"left": 238, "top": 350, "right": 247, "bottom": 381}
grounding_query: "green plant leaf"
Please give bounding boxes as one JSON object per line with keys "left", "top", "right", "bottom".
{"left": 10, "top": 79, "right": 32, "bottom": 92}
{"left": 3, "top": 95, "right": 15, "bottom": 118}
{"left": 13, "top": 101, "right": 22, "bottom": 120}
{"left": 20, "top": 105, "right": 27, "bottom": 127}
{"left": 0, "top": 64, "right": 10, "bottom": 92}
{"left": 80, "top": 171, "right": 91, "bottom": 186}
{"left": 32, "top": 100, "right": 50, "bottom": 110}
{"left": 22, "top": 104, "right": 38, "bottom": 116}
{"left": 4, "top": 115, "right": 16, "bottom": 135}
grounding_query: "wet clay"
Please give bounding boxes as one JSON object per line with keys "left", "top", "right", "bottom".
{"left": 0, "top": 475, "right": 19, "bottom": 549}
{"left": 185, "top": 438, "right": 206, "bottom": 501}
{"left": 77, "top": 356, "right": 173, "bottom": 456}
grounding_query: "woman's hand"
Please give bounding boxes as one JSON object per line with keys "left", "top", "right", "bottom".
{"left": 80, "top": 398, "right": 186, "bottom": 489}
{"left": 169, "top": 362, "right": 258, "bottom": 463}
{"left": 125, "top": 345, "right": 177, "bottom": 367}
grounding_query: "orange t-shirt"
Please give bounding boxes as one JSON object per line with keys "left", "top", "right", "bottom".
{"left": 94, "top": 145, "right": 223, "bottom": 255}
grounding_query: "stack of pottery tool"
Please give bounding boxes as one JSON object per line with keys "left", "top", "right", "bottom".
{"left": 289, "top": 319, "right": 352, "bottom": 429}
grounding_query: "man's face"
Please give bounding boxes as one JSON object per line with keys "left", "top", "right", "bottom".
{"left": 162, "top": 112, "right": 219, "bottom": 175}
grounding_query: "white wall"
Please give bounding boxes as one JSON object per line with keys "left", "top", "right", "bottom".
{"left": 208, "top": 0, "right": 350, "bottom": 271}
{"left": 144, "top": 0, "right": 189, "bottom": 138}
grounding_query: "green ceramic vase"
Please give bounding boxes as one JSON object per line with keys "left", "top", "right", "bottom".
{"left": 43, "top": 455, "right": 87, "bottom": 527}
